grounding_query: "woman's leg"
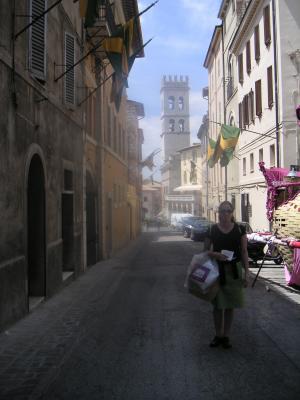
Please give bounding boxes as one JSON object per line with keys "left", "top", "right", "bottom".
{"left": 213, "top": 308, "right": 224, "bottom": 337}
{"left": 223, "top": 309, "right": 234, "bottom": 337}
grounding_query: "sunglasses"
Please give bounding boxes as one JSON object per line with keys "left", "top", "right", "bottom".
{"left": 219, "top": 209, "right": 233, "bottom": 214}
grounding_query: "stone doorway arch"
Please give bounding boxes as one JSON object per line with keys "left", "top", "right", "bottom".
{"left": 27, "top": 154, "right": 46, "bottom": 300}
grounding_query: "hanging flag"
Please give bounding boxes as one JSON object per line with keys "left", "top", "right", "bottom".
{"left": 124, "top": 17, "right": 141, "bottom": 72}
{"left": 102, "top": 15, "right": 141, "bottom": 80}
{"left": 109, "top": 38, "right": 153, "bottom": 111}
{"left": 219, "top": 124, "right": 240, "bottom": 167}
{"left": 102, "top": 35, "right": 129, "bottom": 79}
{"left": 210, "top": 125, "right": 240, "bottom": 167}
{"left": 140, "top": 150, "right": 157, "bottom": 171}
{"left": 207, "top": 138, "right": 216, "bottom": 168}
{"left": 110, "top": 73, "right": 125, "bottom": 112}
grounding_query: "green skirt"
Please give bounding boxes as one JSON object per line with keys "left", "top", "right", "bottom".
{"left": 212, "top": 261, "right": 245, "bottom": 309}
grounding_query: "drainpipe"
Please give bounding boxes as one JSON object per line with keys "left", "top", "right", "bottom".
{"left": 272, "top": 0, "right": 280, "bottom": 167}
{"left": 221, "top": 22, "right": 227, "bottom": 200}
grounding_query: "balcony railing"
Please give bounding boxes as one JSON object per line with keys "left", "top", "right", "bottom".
{"left": 86, "top": 0, "right": 118, "bottom": 43}
{"left": 165, "top": 194, "right": 194, "bottom": 202}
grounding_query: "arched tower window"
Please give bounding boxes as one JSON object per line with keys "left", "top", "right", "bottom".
{"left": 169, "top": 119, "right": 175, "bottom": 132}
{"left": 179, "top": 119, "right": 185, "bottom": 132}
{"left": 178, "top": 96, "right": 184, "bottom": 110}
{"left": 168, "top": 96, "right": 175, "bottom": 110}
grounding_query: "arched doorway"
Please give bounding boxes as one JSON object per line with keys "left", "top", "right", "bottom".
{"left": 27, "top": 154, "right": 46, "bottom": 299}
{"left": 86, "top": 171, "right": 97, "bottom": 266}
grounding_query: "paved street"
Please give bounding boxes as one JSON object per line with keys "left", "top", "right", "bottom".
{"left": 1, "top": 231, "right": 300, "bottom": 400}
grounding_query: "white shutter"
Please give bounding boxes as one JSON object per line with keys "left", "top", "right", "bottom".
{"left": 29, "top": 0, "right": 47, "bottom": 80}
{"left": 64, "top": 33, "right": 75, "bottom": 105}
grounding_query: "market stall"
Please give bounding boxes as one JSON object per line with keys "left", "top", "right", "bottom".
{"left": 250, "top": 162, "right": 300, "bottom": 288}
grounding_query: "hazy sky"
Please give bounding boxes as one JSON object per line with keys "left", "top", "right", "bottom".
{"left": 127, "top": 0, "right": 221, "bottom": 180}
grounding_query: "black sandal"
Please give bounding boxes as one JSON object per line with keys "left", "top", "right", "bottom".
{"left": 209, "top": 336, "right": 222, "bottom": 347}
{"left": 221, "top": 337, "right": 232, "bottom": 349}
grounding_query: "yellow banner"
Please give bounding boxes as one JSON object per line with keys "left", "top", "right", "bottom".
{"left": 219, "top": 135, "right": 239, "bottom": 150}
{"left": 79, "top": 0, "right": 88, "bottom": 18}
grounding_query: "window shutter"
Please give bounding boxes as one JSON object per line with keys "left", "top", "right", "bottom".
{"left": 254, "top": 25, "right": 260, "bottom": 61}
{"left": 263, "top": 5, "right": 271, "bottom": 46}
{"left": 249, "top": 89, "right": 255, "bottom": 124}
{"left": 29, "top": 0, "right": 47, "bottom": 80}
{"left": 239, "top": 102, "right": 243, "bottom": 129}
{"left": 243, "top": 95, "right": 249, "bottom": 127}
{"left": 246, "top": 40, "right": 251, "bottom": 74}
{"left": 255, "top": 80, "right": 262, "bottom": 117}
{"left": 65, "top": 33, "right": 75, "bottom": 105}
{"left": 245, "top": 94, "right": 249, "bottom": 126}
{"left": 267, "top": 66, "right": 274, "bottom": 108}
{"left": 238, "top": 53, "right": 244, "bottom": 84}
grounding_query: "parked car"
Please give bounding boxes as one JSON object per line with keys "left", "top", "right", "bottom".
{"left": 182, "top": 216, "right": 207, "bottom": 238}
{"left": 170, "top": 213, "right": 193, "bottom": 231}
{"left": 190, "top": 220, "right": 213, "bottom": 241}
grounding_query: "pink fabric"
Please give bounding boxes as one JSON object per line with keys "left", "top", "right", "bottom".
{"left": 259, "top": 162, "right": 300, "bottom": 221}
{"left": 284, "top": 265, "right": 291, "bottom": 284}
{"left": 289, "top": 248, "right": 300, "bottom": 286}
{"left": 289, "top": 241, "right": 300, "bottom": 249}
{"left": 260, "top": 163, "right": 300, "bottom": 183}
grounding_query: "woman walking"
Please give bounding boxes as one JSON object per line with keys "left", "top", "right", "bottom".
{"left": 204, "top": 201, "right": 250, "bottom": 349}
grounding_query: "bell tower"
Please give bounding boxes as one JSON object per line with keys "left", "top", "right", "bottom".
{"left": 161, "top": 75, "right": 190, "bottom": 161}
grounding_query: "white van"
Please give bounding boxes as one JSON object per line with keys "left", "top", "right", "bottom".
{"left": 170, "top": 213, "right": 193, "bottom": 230}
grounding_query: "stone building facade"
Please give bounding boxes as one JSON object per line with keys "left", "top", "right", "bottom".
{"left": 204, "top": 0, "right": 300, "bottom": 230}
{"left": 0, "top": 0, "right": 144, "bottom": 331}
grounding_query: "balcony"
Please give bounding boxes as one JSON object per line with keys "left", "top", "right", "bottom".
{"left": 86, "top": 0, "right": 118, "bottom": 46}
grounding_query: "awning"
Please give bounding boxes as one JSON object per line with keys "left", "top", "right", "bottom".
{"left": 174, "top": 185, "right": 202, "bottom": 192}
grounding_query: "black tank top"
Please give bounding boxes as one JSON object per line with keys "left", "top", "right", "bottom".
{"left": 207, "top": 223, "right": 246, "bottom": 262}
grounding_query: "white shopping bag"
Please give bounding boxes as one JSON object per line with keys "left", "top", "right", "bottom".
{"left": 184, "top": 252, "right": 220, "bottom": 301}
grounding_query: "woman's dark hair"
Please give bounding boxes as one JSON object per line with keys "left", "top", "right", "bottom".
{"left": 218, "top": 201, "right": 235, "bottom": 222}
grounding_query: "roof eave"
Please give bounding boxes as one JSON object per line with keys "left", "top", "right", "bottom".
{"left": 203, "top": 25, "right": 222, "bottom": 69}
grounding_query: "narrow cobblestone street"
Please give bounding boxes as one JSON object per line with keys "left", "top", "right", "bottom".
{"left": 1, "top": 231, "right": 300, "bottom": 400}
